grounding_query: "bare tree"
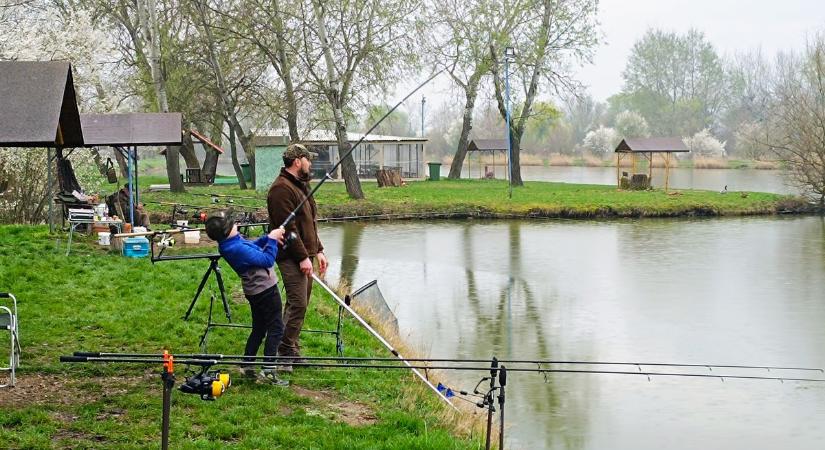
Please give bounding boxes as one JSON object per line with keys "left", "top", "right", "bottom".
{"left": 299, "top": 0, "right": 420, "bottom": 199}
{"left": 425, "top": 0, "right": 523, "bottom": 179}
{"left": 490, "top": 0, "right": 599, "bottom": 186}
{"left": 765, "top": 35, "right": 825, "bottom": 205}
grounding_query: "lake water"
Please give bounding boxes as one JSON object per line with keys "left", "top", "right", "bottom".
{"left": 462, "top": 165, "right": 797, "bottom": 195}
{"left": 318, "top": 216, "right": 825, "bottom": 449}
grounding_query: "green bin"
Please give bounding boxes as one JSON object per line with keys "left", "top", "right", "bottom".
{"left": 427, "top": 162, "right": 442, "bottom": 181}
{"left": 240, "top": 163, "right": 252, "bottom": 182}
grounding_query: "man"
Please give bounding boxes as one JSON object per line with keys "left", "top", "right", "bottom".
{"left": 267, "top": 143, "right": 328, "bottom": 363}
{"left": 107, "top": 184, "right": 150, "bottom": 228}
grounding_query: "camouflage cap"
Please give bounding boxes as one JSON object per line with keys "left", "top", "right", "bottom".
{"left": 283, "top": 143, "right": 318, "bottom": 161}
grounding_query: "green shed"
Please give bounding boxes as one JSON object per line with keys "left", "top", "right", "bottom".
{"left": 253, "top": 135, "right": 289, "bottom": 192}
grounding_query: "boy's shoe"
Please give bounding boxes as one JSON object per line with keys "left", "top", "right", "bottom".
{"left": 276, "top": 364, "right": 294, "bottom": 373}
{"left": 260, "top": 367, "right": 290, "bottom": 386}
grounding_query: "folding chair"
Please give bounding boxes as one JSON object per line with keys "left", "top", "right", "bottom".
{"left": 0, "top": 292, "right": 20, "bottom": 387}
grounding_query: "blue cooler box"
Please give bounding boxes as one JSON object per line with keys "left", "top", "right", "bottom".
{"left": 122, "top": 237, "right": 150, "bottom": 258}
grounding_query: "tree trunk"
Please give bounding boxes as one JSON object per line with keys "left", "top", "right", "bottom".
{"left": 228, "top": 124, "right": 247, "bottom": 190}
{"left": 196, "top": 0, "right": 254, "bottom": 188}
{"left": 271, "top": 3, "right": 300, "bottom": 142}
{"left": 448, "top": 78, "right": 480, "bottom": 179}
{"left": 312, "top": 0, "right": 363, "bottom": 199}
{"left": 181, "top": 131, "right": 201, "bottom": 170}
{"left": 140, "top": 0, "right": 184, "bottom": 192}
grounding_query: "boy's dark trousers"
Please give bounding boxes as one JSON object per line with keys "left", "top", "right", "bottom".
{"left": 244, "top": 285, "right": 284, "bottom": 364}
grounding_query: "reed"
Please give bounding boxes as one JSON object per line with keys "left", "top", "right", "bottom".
{"left": 692, "top": 157, "right": 729, "bottom": 169}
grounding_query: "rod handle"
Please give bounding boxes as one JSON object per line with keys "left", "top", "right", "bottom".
{"left": 60, "top": 355, "right": 88, "bottom": 362}
{"left": 73, "top": 352, "right": 101, "bottom": 357}
{"left": 0, "top": 293, "right": 9, "bottom": 298}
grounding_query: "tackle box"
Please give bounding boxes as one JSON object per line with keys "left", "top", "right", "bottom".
{"left": 122, "top": 237, "right": 150, "bottom": 258}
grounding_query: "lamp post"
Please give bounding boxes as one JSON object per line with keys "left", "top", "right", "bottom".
{"left": 421, "top": 96, "right": 426, "bottom": 137}
{"left": 504, "top": 46, "right": 515, "bottom": 199}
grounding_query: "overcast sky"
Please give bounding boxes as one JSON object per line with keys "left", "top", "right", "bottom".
{"left": 392, "top": 0, "right": 825, "bottom": 131}
{"left": 578, "top": 0, "right": 825, "bottom": 101}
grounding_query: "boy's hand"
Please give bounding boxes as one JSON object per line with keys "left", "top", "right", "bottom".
{"left": 268, "top": 227, "right": 285, "bottom": 245}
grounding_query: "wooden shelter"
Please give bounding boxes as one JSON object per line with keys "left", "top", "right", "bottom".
{"left": 0, "top": 61, "right": 83, "bottom": 148}
{"left": 81, "top": 113, "right": 182, "bottom": 223}
{"left": 0, "top": 61, "right": 85, "bottom": 231}
{"left": 614, "top": 138, "right": 689, "bottom": 191}
{"left": 467, "top": 139, "right": 508, "bottom": 180}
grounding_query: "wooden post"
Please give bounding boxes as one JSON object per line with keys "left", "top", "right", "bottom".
{"left": 616, "top": 153, "right": 621, "bottom": 187}
{"left": 648, "top": 152, "right": 653, "bottom": 186}
{"left": 664, "top": 153, "right": 671, "bottom": 192}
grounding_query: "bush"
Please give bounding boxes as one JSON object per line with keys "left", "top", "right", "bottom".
{"left": 582, "top": 126, "right": 620, "bottom": 154}
{"left": 683, "top": 129, "right": 726, "bottom": 157}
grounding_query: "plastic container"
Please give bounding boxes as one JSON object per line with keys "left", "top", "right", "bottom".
{"left": 427, "top": 162, "right": 442, "bottom": 181}
{"left": 176, "top": 220, "right": 188, "bottom": 227}
{"left": 122, "top": 237, "right": 150, "bottom": 258}
{"left": 98, "top": 232, "right": 111, "bottom": 246}
{"left": 184, "top": 230, "right": 200, "bottom": 244}
{"left": 133, "top": 226, "right": 147, "bottom": 234}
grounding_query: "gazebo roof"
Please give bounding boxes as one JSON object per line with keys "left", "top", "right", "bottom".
{"left": 615, "top": 137, "right": 689, "bottom": 153}
{"left": 0, "top": 61, "right": 83, "bottom": 147}
{"left": 80, "top": 113, "right": 183, "bottom": 147}
{"left": 468, "top": 139, "right": 508, "bottom": 152}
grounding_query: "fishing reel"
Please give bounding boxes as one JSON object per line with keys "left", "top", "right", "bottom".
{"left": 179, "top": 369, "right": 231, "bottom": 401}
{"left": 283, "top": 231, "right": 299, "bottom": 249}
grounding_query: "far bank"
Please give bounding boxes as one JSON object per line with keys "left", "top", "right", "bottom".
{"left": 141, "top": 179, "right": 815, "bottom": 223}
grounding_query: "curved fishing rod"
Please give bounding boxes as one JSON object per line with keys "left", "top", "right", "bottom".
{"left": 72, "top": 352, "right": 825, "bottom": 374}
{"left": 60, "top": 355, "right": 825, "bottom": 383}
{"left": 278, "top": 69, "right": 445, "bottom": 230}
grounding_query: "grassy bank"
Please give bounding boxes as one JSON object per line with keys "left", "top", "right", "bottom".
{"left": 141, "top": 178, "right": 809, "bottom": 222}
{"left": 0, "top": 226, "right": 481, "bottom": 449}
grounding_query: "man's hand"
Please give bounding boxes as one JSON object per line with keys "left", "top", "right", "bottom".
{"left": 317, "top": 251, "right": 328, "bottom": 275}
{"left": 299, "top": 257, "right": 313, "bottom": 276}
{"left": 268, "top": 227, "right": 285, "bottom": 245}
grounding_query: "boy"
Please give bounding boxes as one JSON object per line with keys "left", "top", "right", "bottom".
{"left": 205, "top": 209, "right": 288, "bottom": 385}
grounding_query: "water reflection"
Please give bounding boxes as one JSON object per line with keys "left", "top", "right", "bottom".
{"left": 322, "top": 217, "right": 825, "bottom": 449}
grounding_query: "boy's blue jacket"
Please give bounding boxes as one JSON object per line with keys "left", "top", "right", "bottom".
{"left": 218, "top": 234, "right": 279, "bottom": 295}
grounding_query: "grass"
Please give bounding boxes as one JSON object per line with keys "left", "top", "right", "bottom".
{"left": 140, "top": 178, "right": 807, "bottom": 221}
{"left": 0, "top": 225, "right": 484, "bottom": 449}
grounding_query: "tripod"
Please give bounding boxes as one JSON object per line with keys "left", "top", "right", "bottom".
{"left": 184, "top": 255, "right": 231, "bottom": 322}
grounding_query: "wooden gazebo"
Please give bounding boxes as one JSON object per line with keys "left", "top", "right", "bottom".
{"left": 614, "top": 137, "right": 689, "bottom": 191}
{"left": 467, "top": 139, "right": 508, "bottom": 179}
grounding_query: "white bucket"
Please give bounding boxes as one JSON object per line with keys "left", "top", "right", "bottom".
{"left": 98, "top": 231, "right": 111, "bottom": 246}
{"left": 176, "top": 220, "right": 189, "bottom": 227}
{"left": 184, "top": 230, "right": 200, "bottom": 244}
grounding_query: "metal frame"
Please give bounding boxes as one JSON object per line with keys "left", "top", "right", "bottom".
{"left": 0, "top": 293, "right": 20, "bottom": 388}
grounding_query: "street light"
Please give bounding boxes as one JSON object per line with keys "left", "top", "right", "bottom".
{"left": 421, "top": 96, "right": 426, "bottom": 138}
{"left": 504, "top": 46, "right": 515, "bottom": 199}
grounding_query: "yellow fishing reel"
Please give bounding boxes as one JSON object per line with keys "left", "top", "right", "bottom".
{"left": 180, "top": 370, "right": 231, "bottom": 401}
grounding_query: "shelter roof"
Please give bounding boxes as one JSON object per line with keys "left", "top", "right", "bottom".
{"left": 189, "top": 129, "right": 224, "bottom": 154}
{"left": 0, "top": 61, "right": 83, "bottom": 147}
{"left": 615, "top": 138, "right": 689, "bottom": 153}
{"left": 80, "top": 113, "right": 182, "bottom": 146}
{"left": 468, "top": 139, "right": 508, "bottom": 152}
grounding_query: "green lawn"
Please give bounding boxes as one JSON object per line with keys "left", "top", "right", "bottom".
{"left": 0, "top": 225, "right": 481, "bottom": 449}
{"left": 140, "top": 178, "right": 807, "bottom": 221}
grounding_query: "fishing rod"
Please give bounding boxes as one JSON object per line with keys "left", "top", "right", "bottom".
{"left": 190, "top": 192, "right": 264, "bottom": 202}
{"left": 71, "top": 352, "right": 824, "bottom": 374}
{"left": 61, "top": 354, "right": 825, "bottom": 383}
{"left": 277, "top": 69, "right": 445, "bottom": 231}
{"left": 70, "top": 351, "right": 825, "bottom": 374}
